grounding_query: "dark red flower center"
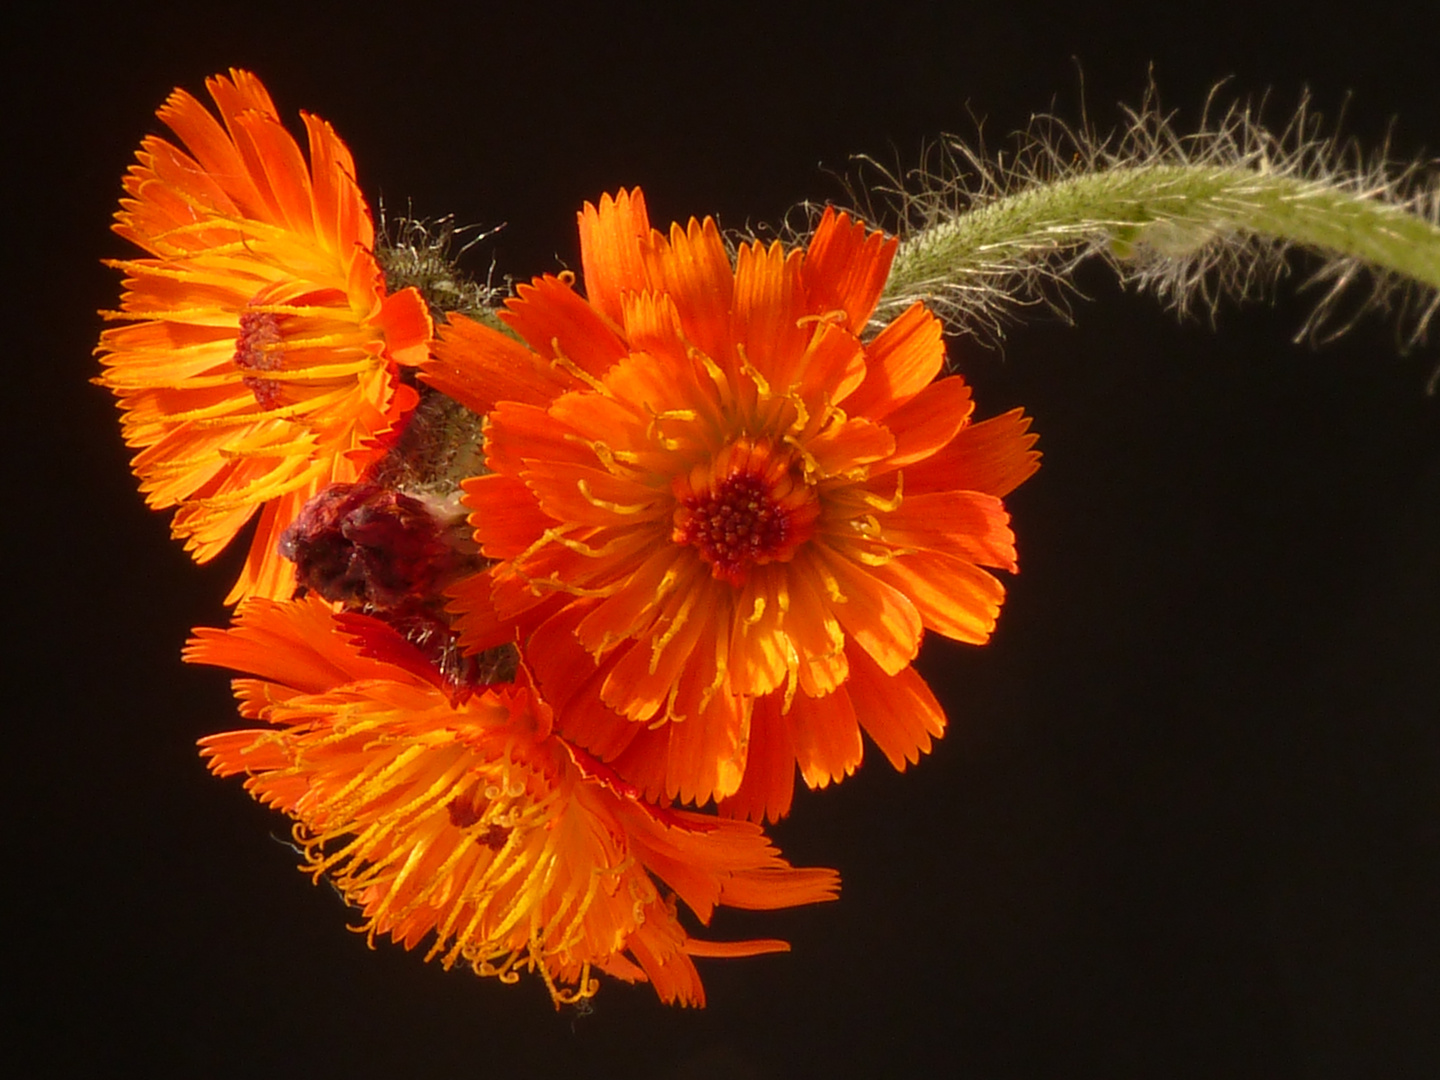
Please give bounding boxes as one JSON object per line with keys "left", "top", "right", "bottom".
{"left": 234, "top": 309, "right": 284, "bottom": 408}
{"left": 672, "top": 442, "right": 819, "bottom": 586}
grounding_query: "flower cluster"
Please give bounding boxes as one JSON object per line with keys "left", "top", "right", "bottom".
{"left": 191, "top": 596, "right": 837, "bottom": 1005}
{"left": 101, "top": 71, "right": 1038, "bottom": 1006}
{"left": 96, "top": 70, "right": 432, "bottom": 602}
{"left": 428, "top": 189, "right": 1041, "bottom": 822}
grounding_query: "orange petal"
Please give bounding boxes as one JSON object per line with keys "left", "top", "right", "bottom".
{"left": 795, "top": 319, "right": 867, "bottom": 407}
{"left": 872, "top": 549, "right": 1006, "bottom": 645}
{"left": 231, "top": 109, "right": 315, "bottom": 239}
{"left": 504, "top": 273, "right": 629, "bottom": 380}
{"left": 425, "top": 313, "right": 574, "bottom": 413}
{"left": 596, "top": 349, "right": 727, "bottom": 459}
{"left": 905, "top": 407, "right": 1042, "bottom": 498}
{"left": 185, "top": 593, "right": 378, "bottom": 691}
{"left": 573, "top": 546, "right": 689, "bottom": 657}
{"left": 531, "top": 603, "right": 642, "bottom": 760}
{"left": 577, "top": 188, "right": 652, "bottom": 327}
{"left": 783, "top": 561, "right": 850, "bottom": 699}
{"left": 873, "top": 374, "right": 975, "bottom": 470}
{"left": 462, "top": 474, "right": 554, "bottom": 558}
{"left": 520, "top": 459, "right": 667, "bottom": 527}
{"left": 157, "top": 79, "right": 265, "bottom": 217}
{"left": 371, "top": 287, "right": 433, "bottom": 366}
{"left": 717, "top": 694, "right": 798, "bottom": 823}
{"left": 801, "top": 206, "right": 898, "bottom": 333}
{"left": 816, "top": 546, "right": 923, "bottom": 675}
{"left": 619, "top": 288, "right": 687, "bottom": 360}
{"left": 481, "top": 399, "right": 594, "bottom": 476}
{"left": 301, "top": 111, "right": 364, "bottom": 254}
{"left": 446, "top": 567, "right": 519, "bottom": 653}
{"left": 843, "top": 302, "right": 947, "bottom": 419}
{"left": 844, "top": 643, "right": 946, "bottom": 770}
{"left": 624, "top": 923, "right": 706, "bottom": 1007}
{"left": 225, "top": 491, "right": 305, "bottom": 605}
{"left": 645, "top": 216, "right": 735, "bottom": 363}
{"left": 806, "top": 414, "right": 896, "bottom": 477}
{"left": 788, "top": 686, "right": 864, "bottom": 791}
{"left": 600, "top": 572, "right": 716, "bottom": 722}
{"left": 882, "top": 489, "right": 1018, "bottom": 570}
{"left": 663, "top": 687, "right": 750, "bottom": 804}
{"left": 730, "top": 240, "right": 809, "bottom": 390}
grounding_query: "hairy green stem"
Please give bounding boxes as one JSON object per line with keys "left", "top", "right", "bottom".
{"left": 880, "top": 162, "right": 1440, "bottom": 328}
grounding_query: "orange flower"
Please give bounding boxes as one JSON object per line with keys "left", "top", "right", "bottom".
{"left": 190, "top": 596, "right": 837, "bottom": 1006}
{"left": 97, "top": 70, "right": 432, "bottom": 603}
{"left": 425, "top": 189, "right": 1039, "bottom": 821}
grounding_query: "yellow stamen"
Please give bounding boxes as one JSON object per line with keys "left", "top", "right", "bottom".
{"left": 794, "top": 309, "right": 848, "bottom": 328}
{"left": 859, "top": 471, "right": 904, "bottom": 513}
{"left": 736, "top": 343, "right": 771, "bottom": 398}
{"left": 648, "top": 589, "right": 697, "bottom": 674}
{"left": 577, "top": 478, "right": 657, "bottom": 516}
{"left": 548, "top": 338, "right": 612, "bottom": 395}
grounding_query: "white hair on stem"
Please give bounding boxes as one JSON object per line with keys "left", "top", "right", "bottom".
{"left": 799, "top": 81, "right": 1440, "bottom": 387}
{"left": 375, "top": 200, "right": 510, "bottom": 331}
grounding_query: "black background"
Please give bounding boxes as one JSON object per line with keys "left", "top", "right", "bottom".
{"left": 9, "top": 2, "right": 1439, "bottom": 1077}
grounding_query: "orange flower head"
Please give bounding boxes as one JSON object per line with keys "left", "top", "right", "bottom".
{"left": 425, "top": 188, "right": 1040, "bottom": 821}
{"left": 190, "top": 596, "right": 838, "bottom": 1006}
{"left": 97, "top": 70, "right": 432, "bottom": 603}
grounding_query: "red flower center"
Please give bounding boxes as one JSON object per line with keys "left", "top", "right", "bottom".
{"left": 234, "top": 309, "right": 284, "bottom": 408}
{"left": 672, "top": 441, "right": 819, "bottom": 586}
